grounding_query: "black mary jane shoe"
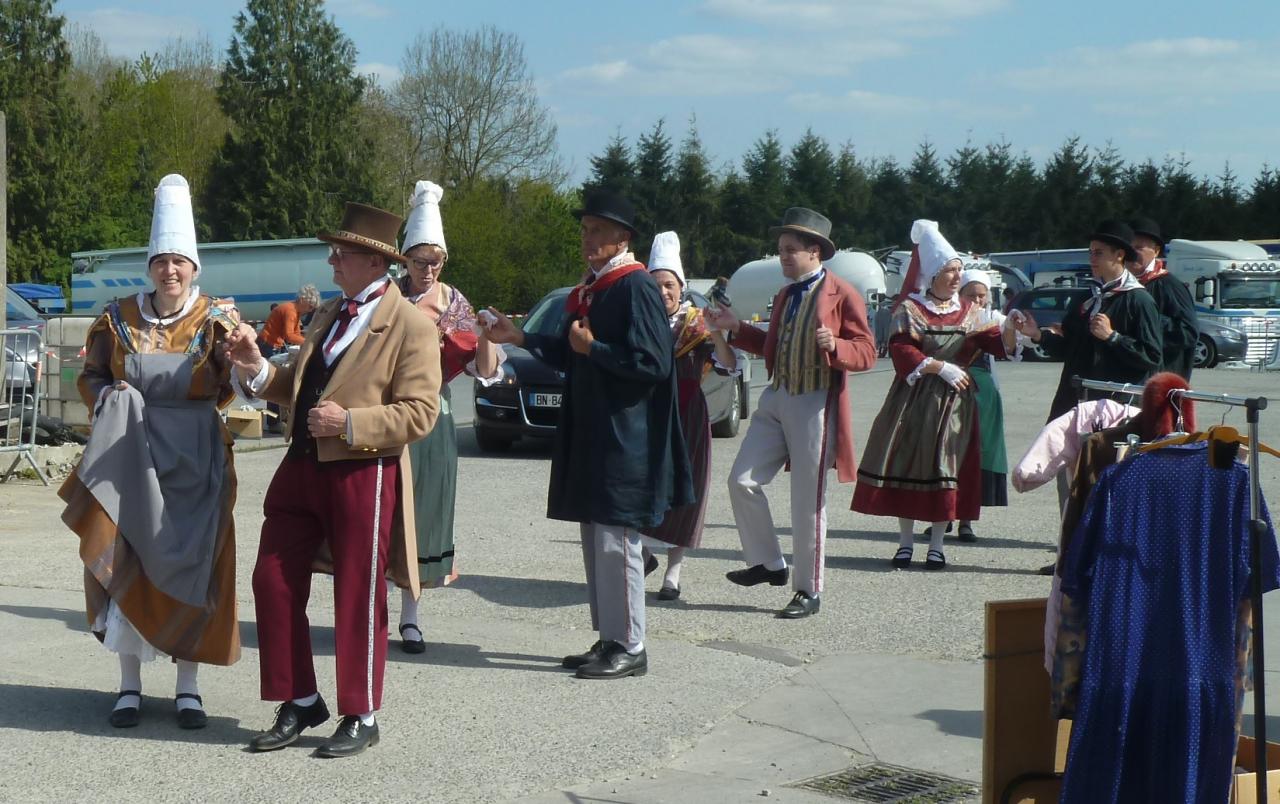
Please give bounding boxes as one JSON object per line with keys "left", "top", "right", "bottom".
{"left": 575, "top": 642, "right": 648, "bottom": 680}
{"left": 561, "top": 640, "right": 605, "bottom": 670}
{"left": 891, "top": 547, "right": 914, "bottom": 569}
{"left": 644, "top": 553, "right": 660, "bottom": 577}
{"left": 656, "top": 584, "right": 681, "bottom": 601}
{"left": 109, "top": 690, "right": 141, "bottom": 729}
{"left": 399, "top": 623, "right": 426, "bottom": 655}
{"left": 925, "top": 548, "right": 947, "bottom": 571}
{"left": 175, "top": 693, "right": 208, "bottom": 730}
{"left": 248, "top": 696, "right": 331, "bottom": 752}
{"left": 315, "top": 716, "right": 380, "bottom": 759}
{"left": 726, "top": 564, "right": 789, "bottom": 587}
{"left": 957, "top": 524, "right": 977, "bottom": 543}
{"left": 778, "top": 591, "right": 821, "bottom": 619}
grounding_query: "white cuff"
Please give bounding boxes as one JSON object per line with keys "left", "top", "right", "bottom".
{"left": 937, "top": 361, "right": 966, "bottom": 389}
{"left": 906, "top": 357, "right": 934, "bottom": 386}
{"left": 244, "top": 361, "right": 269, "bottom": 396}
{"left": 467, "top": 357, "right": 506, "bottom": 387}
{"left": 345, "top": 412, "right": 354, "bottom": 445}
{"left": 711, "top": 352, "right": 742, "bottom": 377}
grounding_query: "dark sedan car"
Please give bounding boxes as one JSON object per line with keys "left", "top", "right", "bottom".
{"left": 473, "top": 286, "right": 751, "bottom": 452}
{"left": 1004, "top": 286, "right": 1248, "bottom": 368}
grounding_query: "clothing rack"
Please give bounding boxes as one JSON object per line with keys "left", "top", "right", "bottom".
{"left": 1073, "top": 375, "right": 1271, "bottom": 800}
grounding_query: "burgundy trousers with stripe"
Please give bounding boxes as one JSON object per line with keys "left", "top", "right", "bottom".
{"left": 253, "top": 455, "right": 397, "bottom": 716}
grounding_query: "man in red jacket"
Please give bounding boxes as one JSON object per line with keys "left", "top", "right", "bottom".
{"left": 706, "top": 207, "right": 877, "bottom": 619}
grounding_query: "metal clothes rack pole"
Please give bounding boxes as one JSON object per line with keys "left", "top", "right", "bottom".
{"left": 1072, "top": 375, "right": 1271, "bottom": 800}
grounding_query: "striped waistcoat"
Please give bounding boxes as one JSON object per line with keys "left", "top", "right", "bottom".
{"left": 771, "top": 277, "right": 831, "bottom": 395}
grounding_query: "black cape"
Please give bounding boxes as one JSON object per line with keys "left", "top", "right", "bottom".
{"left": 1042, "top": 287, "right": 1164, "bottom": 421}
{"left": 525, "top": 269, "right": 695, "bottom": 529}
{"left": 1142, "top": 272, "right": 1199, "bottom": 379}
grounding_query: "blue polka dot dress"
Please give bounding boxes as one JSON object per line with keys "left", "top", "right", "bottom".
{"left": 1059, "top": 444, "right": 1279, "bottom": 803}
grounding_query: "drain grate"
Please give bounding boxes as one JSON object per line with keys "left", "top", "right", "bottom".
{"left": 794, "top": 762, "right": 979, "bottom": 803}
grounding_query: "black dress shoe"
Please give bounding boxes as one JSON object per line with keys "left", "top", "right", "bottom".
{"left": 248, "top": 696, "right": 331, "bottom": 752}
{"left": 561, "top": 640, "right": 605, "bottom": 669}
{"left": 315, "top": 716, "right": 380, "bottom": 758}
{"left": 399, "top": 623, "right": 426, "bottom": 655}
{"left": 778, "top": 591, "right": 821, "bottom": 619}
{"left": 656, "top": 584, "right": 681, "bottom": 601}
{"left": 726, "top": 564, "right": 789, "bottom": 587}
{"left": 175, "top": 693, "right": 207, "bottom": 730}
{"left": 575, "top": 642, "right": 648, "bottom": 679}
{"left": 644, "top": 553, "right": 659, "bottom": 577}
{"left": 109, "top": 690, "right": 141, "bottom": 728}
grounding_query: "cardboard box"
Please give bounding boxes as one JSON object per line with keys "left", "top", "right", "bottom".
{"left": 1231, "top": 736, "right": 1280, "bottom": 804}
{"left": 224, "top": 408, "right": 263, "bottom": 439}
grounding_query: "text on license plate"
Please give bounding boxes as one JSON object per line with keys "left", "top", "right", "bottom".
{"left": 531, "top": 392, "right": 562, "bottom": 408}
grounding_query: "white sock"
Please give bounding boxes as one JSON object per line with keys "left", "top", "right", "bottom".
{"left": 929, "top": 522, "right": 949, "bottom": 553}
{"left": 115, "top": 654, "right": 142, "bottom": 711}
{"left": 622, "top": 641, "right": 644, "bottom": 655}
{"left": 358, "top": 711, "right": 376, "bottom": 726}
{"left": 175, "top": 660, "right": 201, "bottom": 711}
{"left": 763, "top": 557, "right": 787, "bottom": 572}
{"left": 897, "top": 518, "right": 915, "bottom": 549}
{"left": 399, "top": 588, "right": 422, "bottom": 640}
{"left": 292, "top": 692, "right": 318, "bottom": 707}
{"left": 663, "top": 548, "right": 685, "bottom": 588}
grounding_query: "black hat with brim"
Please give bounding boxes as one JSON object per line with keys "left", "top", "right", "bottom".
{"left": 1089, "top": 219, "right": 1139, "bottom": 263}
{"left": 1129, "top": 216, "right": 1165, "bottom": 253}
{"left": 768, "top": 206, "right": 836, "bottom": 260}
{"left": 574, "top": 189, "right": 640, "bottom": 237}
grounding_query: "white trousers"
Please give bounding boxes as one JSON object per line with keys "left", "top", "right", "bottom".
{"left": 580, "top": 522, "right": 645, "bottom": 649}
{"left": 728, "top": 386, "right": 835, "bottom": 595}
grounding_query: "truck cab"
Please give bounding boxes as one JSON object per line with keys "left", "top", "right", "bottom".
{"left": 1166, "top": 239, "right": 1280, "bottom": 367}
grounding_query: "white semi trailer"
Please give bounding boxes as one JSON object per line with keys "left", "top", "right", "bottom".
{"left": 726, "top": 249, "right": 887, "bottom": 323}
{"left": 1167, "top": 239, "right": 1280, "bottom": 367}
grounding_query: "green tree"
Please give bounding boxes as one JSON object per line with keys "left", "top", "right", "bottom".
{"left": 1245, "top": 166, "right": 1280, "bottom": 240}
{"left": 204, "top": 0, "right": 375, "bottom": 241}
{"left": 582, "top": 131, "right": 634, "bottom": 199}
{"left": 632, "top": 118, "right": 673, "bottom": 239}
{"left": 670, "top": 118, "right": 719, "bottom": 277}
{"left": 1088, "top": 142, "right": 1125, "bottom": 224}
{"left": 866, "top": 158, "right": 911, "bottom": 248}
{"left": 1, "top": 0, "right": 86, "bottom": 284}
{"left": 785, "top": 129, "right": 836, "bottom": 217}
{"left": 831, "top": 143, "right": 871, "bottom": 248}
{"left": 1201, "top": 163, "right": 1242, "bottom": 239}
{"left": 945, "top": 141, "right": 984, "bottom": 249}
{"left": 734, "top": 130, "right": 787, "bottom": 253}
{"left": 906, "top": 139, "right": 948, "bottom": 224}
{"left": 1037, "top": 136, "right": 1093, "bottom": 245}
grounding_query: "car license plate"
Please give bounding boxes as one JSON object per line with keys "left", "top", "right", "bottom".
{"left": 531, "top": 392, "right": 561, "bottom": 408}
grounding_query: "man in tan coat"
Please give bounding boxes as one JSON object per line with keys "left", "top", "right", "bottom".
{"left": 224, "top": 203, "right": 440, "bottom": 758}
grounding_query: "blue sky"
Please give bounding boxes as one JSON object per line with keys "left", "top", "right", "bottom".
{"left": 60, "top": 0, "right": 1280, "bottom": 186}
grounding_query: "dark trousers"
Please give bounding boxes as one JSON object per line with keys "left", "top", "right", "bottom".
{"left": 253, "top": 455, "right": 397, "bottom": 715}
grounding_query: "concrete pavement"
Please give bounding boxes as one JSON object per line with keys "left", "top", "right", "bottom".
{"left": 1, "top": 360, "right": 1278, "bottom": 803}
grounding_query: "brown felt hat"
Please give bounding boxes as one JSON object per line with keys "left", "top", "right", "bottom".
{"left": 318, "top": 202, "right": 406, "bottom": 263}
{"left": 769, "top": 207, "right": 836, "bottom": 260}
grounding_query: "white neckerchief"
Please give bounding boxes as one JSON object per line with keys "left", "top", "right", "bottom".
{"left": 908, "top": 290, "right": 960, "bottom": 316}
{"left": 668, "top": 299, "right": 692, "bottom": 328}
{"left": 137, "top": 285, "right": 201, "bottom": 326}
{"left": 322, "top": 277, "right": 390, "bottom": 366}
{"left": 591, "top": 250, "right": 637, "bottom": 279}
{"left": 1084, "top": 271, "right": 1143, "bottom": 317}
{"left": 1139, "top": 258, "right": 1159, "bottom": 277}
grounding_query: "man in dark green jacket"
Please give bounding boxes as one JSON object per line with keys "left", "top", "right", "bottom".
{"left": 484, "top": 189, "right": 693, "bottom": 680}
{"left": 1129, "top": 216, "right": 1198, "bottom": 378}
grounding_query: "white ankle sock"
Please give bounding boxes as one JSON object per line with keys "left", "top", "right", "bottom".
{"left": 663, "top": 548, "right": 685, "bottom": 588}
{"left": 292, "top": 693, "right": 319, "bottom": 707}
{"left": 174, "top": 660, "right": 201, "bottom": 711}
{"left": 358, "top": 711, "right": 376, "bottom": 726}
{"left": 622, "top": 641, "right": 644, "bottom": 655}
{"left": 399, "top": 588, "right": 422, "bottom": 639}
{"left": 929, "top": 522, "right": 949, "bottom": 552}
{"left": 897, "top": 518, "right": 915, "bottom": 549}
{"left": 115, "top": 654, "right": 142, "bottom": 711}
{"left": 763, "top": 557, "right": 787, "bottom": 572}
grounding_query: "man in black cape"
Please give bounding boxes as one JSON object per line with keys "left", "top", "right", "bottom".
{"left": 484, "top": 189, "right": 693, "bottom": 680}
{"left": 1129, "top": 216, "right": 1198, "bottom": 378}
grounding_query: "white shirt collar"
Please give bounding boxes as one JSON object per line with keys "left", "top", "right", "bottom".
{"left": 908, "top": 290, "right": 960, "bottom": 316}
{"left": 136, "top": 285, "right": 201, "bottom": 326}
{"left": 591, "top": 250, "right": 637, "bottom": 278}
{"left": 792, "top": 266, "right": 824, "bottom": 284}
{"left": 351, "top": 277, "right": 390, "bottom": 302}
{"left": 1140, "top": 258, "right": 1158, "bottom": 276}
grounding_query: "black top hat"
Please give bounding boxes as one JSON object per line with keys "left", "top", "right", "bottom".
{"left": 1089, "top": 219, "right": 1138, "bottom": 263}
{"left": 769, "top": 207, "right": 836, "bottom": 260}
{"left": 1129, "top": 216, "right": 1165, "bottom": 253}
{"left": 318, "top": 202, "right": 406, "bottom": 263}
{"left": 574, "top": 189, "right": 639, "bottom": 237}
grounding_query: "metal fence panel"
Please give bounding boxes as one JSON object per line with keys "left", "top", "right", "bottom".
{"left": 1, "top": 328, "right": 49, "bottom": 485}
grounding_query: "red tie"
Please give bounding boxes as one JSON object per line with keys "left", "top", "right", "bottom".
{"left": 324, "top": 282, "right": 389, "bottom": 354}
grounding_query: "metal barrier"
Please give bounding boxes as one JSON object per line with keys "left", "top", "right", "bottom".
{"left": 1, "top": 328, "right": 49, "bottom": 485}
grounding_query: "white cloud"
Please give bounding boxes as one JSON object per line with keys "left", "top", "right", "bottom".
{"left": 358, "top": 61, "right": 402, "bottom": 86}
{"left": 557, "top": 34, "right": 904, "bottom": 96}
{"left": 788, "top": 88, "right": 1031, "bottom": 120}
{"left": 66, "top": 8, "right": 203, "bottom": 58}
{"left": 1002, "top": 38, "right": 1280, "bottom": 97}
{"left": 703, "top": 0, "right": 1009, "bottom": 30}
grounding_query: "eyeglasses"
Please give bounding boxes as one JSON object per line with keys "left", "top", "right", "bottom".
{"left": 408, "top": 257, "right": 444, "bottom": 271}
{"left": 328, "top": 245, "right": 374, "bottom": 262}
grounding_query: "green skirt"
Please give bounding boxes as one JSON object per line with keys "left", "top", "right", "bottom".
{"left": 970, "top": 365, "right": 1008, "bottom": 507}
{"left": 408, "top": 383, "right": 457, "bottom": 586}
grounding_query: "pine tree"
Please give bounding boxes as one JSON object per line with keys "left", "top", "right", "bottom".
{"left": 1088, "top": 142, "right": 1126, "bottom": 226}
{"left": 945, "top": 141, "right": 983, "bottom": 249}
{"left": 1037, "top": 137, "right": 1094, "bottom": 245}
{"left": 671, "top": 118, "right": 718, "bottom": 278}
{"left": 831, "top": 143, "right": 870, "bottom": 248}
{"left": 582, "top": 132, "right": 635, "bottom": 199}
{"left": 1, "top": 0, "right": 86, "bottom": 284}
{"left": 866, "top": 158, "right": 911, "bottom": 248}
{"left": 907, "top": 139, "right": 948, "bottom": 225}
{"left": 785, "top": 129, "right": 836, "bottom": 217}
{"left": 1245, "top": 166, "right": 1280, "bottom": 240}
{"left": 203, "top": 0, "right": 376, "bottom": 240}
{"left": 1156, "top": 154, "right": 1201, "bottom": 239}
{"left": 737, "top": 130, "right": 787, "bottom": 253}
{"left": 632, "top": 119, "right": 673, "bottom": 240}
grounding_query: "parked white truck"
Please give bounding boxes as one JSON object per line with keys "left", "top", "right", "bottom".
{"left": 726, "top": 249, "right": 887, "bottom": 323}
{"left": 1166, "top": 239, "right": 1280, "bottom": 367}
{"left": 70, "top": 238, "right": 338, "bottom": 322}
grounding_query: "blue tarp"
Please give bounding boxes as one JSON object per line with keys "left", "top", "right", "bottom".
{"left": 11, "top": 283, "right": 67, "bottom": 312}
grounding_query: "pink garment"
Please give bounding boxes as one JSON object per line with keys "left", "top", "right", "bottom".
{"left": 1011, "top": 399, "right": 1138, "bottom": 493}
